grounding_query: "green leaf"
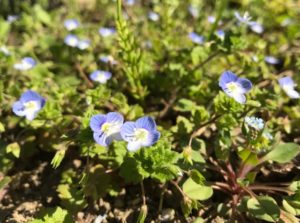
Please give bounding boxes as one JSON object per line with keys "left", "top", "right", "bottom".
{"left": 263, "top": 143, "right": 299, "bottom": 164}
{"left": 28, "top": 207, "right": 74, "bottom": 223}
{"left": 51, "top": 149, "right": 66, "bottom": 169}
{"left": 6, "top": 142, "right": 21, "bottom": 158}
{"left": 0, "top": 176, "right": 11, "bottom": 190}
{"left": 247, "top": 196, "right": 280, "bottom": 222}
{"left": 190, "top": 170, "right": 205, "bottom": 185}
{"left": 182, "top": 178, "right": 213, "bottom": 201}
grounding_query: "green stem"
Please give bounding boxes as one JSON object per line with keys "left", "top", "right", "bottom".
{"left": 209, "top": 0, "right": 228, "bottom": 39}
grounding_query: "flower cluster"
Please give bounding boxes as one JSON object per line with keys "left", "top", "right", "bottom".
{"left": 90, "top": 112, "right": 160, "bottom": 152}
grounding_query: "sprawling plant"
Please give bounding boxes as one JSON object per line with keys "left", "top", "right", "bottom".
{"left": 1, "top": 0, "right": 300, "bottom": 222}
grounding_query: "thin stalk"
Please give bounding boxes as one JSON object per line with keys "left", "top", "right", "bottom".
{"left": 208, "top": 0, "right": 228, "bottom": 39}
{"left": 140, "top": 181, "right": 146, "bottom": 206}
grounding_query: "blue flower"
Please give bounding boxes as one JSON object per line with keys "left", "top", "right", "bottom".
{"left": 64, "top": 34, "right": 79, "bottom": 47}
{"left": 125, "top": 0, "right": 135, "bottom": 5}
{"left": 188, "top": 5, "right": 199, "bottom": 18}
{"left": 216, "top": 29, "right": 225, "bottom": 39}
{"left": 64, "top": 19, "right": 80, "bottom": 31}
{"left": 264, "top": 56, "right": 280, "bottom": 65}
{"left": 99, "top": 55, "right": 117, "bottom": 65}
{"left": 234, "top": 11, "right": 253, "bottom": 25}
{"left": 121, "top": 116, "right": 160, "bottom": 152}
{"left": 90, "top": 70, "right": 112, "bottom": 84}
{"left": 7, "top": 15, "right": 18, "bottom": 23}
{"left": 250, "top": 22, "right": 264, "bottom": 34}
{"left": 188, "top": 32, "right": 204, "bottom": 44}
{"left": 278, "top": 76, "right": 300, "bottom": 99}
{"left": 98, "top": 27, "right": 116, "bottom": 37}
{"left": 245, "top": 116, "right": 264, "bottom": 131}
{"left": 14, "top": 57, "right": 36, "bottom": 71}
{"left": 77, "top": 39, "right": 90, "bottom": 50}
{"left": 90, "top": 112, "right": 124, "bottom": 146}
{"left": 148, "top": 12, "right": 160, "bottom": 21}
{"left": 219, "top": 71, "right": 252, "bottom": 104}
{"left": 12, "top": 90, "right": 46, "bottom": 121}
{"left": 208, "top": 15, "right": 216, "bottom": 23}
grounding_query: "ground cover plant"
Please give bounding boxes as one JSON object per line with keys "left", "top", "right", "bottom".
{"left": 1, "top": 0, "right": 300, "bottom": 222}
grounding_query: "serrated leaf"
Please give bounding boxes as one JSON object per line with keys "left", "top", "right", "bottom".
{"left": 247, "top": 196, "right": 280, "bottom": 222}
{"left": 182, "top": 178, "right": 213, "bottom": 201}
{"left": 263, "top": 143, "right": 299, "bottom": 164}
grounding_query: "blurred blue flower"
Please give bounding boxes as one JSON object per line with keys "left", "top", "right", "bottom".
{"left": 64, "top": 19, "right": 80, "bottom": 31}
{"left": 64, "top": 34, "right": 79, "bottom": 47}
{"left": 12, "top": 90, "right": 46, "bottom": 121}
{"left": 99, "top": 27, "right": 116, "bottom": 37}
{"left": 14, "top": 57, "right": 36, "bottom": 71}
{"left": 125, "top": 0, "right": 135, "bottom": 5}
{"left": 121, "top": 116, "right": 160, "bottom": 152}
{"left": 99, "top": 55, "right": 117, "bottom": 65}
{"left": 219, "top": 71, "right": 252, "bottom": 104}
{"left": 250, "top": 22, "right": 264, "bottom": 34}
{"left": 216, "top": 29, "right": 225, "bottom": 39}
{"left": 90, "top": 112, "right": 124, "bottom": 146}
{"left": 77, "top": 39, "right": 90, "bottom": 50}
{"left": 234, "top": 11, "right": 253, "bottom": 25}
{"left": 90, "top": 70, "right": 112, "bottom": 84}
{"left": 245, "top": 116, "right": 264, "bottom": 130}
{"left": 148, "top": 12, "right": 160, "bottom": 21}
{"left": 7, "top": 15, "right": 18, "bottom": 23}
{"left": 188, "top": 5, "right": 199, "bottom": 18}
{"left": 188, "top": 32, "right": 204, "bottom": 44}
{"left": 278, "top": 76, "right": 300, "bottom": 99}
{"left": 264, "top": 56, "right": 280, "bottom": 65}
{"left": 208, "top": 15, "right": 216, "bottom": 24}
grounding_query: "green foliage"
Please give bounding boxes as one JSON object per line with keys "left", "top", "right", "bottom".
{"left": 29, "top": 207, "right": 73, "bottom": 223}
{"left": 182, "top": 177, "right": 213, "bottom": 201}
{"left": 120, "top": 139, "right": 180, "bottom": 183}
{"left": 263, "top": 143, "right": 300, "bottom": 163}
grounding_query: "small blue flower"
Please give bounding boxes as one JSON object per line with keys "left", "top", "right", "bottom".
{"left": 264, "top": 56, "right": 280, "bottom": 65}
{"left": 219, "top": 71, "right": 252, "bottom": 104}
{"left": 250, "top": 22, "right": 264, "bottom": 34}
{"left": 12, "top": 90, "right": 46, "bottom": 121}
{"left": 188, "top": 32, "right": 204, "bottom": 44}
{"left": 125, "top": 0, "right": 135, "bottom": 5}
{"left": 121, "top": 116, "right": 160, "bottom": 152}
{"left": 14, "top": 57, "right": 36, "bottom": 71}
{"left": 188, "top": 5, "right": 199, "bottom": 18}
{"left": 245, "top": 116, "right": 264, "bottom": 130}
{"left": 90, "top": 70, "right": 112, "bottom": 84}
{"left": 7, "top": 15, "right": 18, "bottom": 23}
{"left": 216, "top": 29, "right": 225, "bottom": 39}
{"left": 64, "top": 19, "right": 80, "bottom": 31}
{"left": 98, "top": 27, "right": 116, "bottom": 37}
{"left": 234, "top": 11, "right": 253, "bottom": 25}
{"left": 99, "top": 55, "right": 117, "bottom": 65}
{"left": 278, "top": 76, "right": 300, "bottom": 99}
{"left": 90, "top": 112, "right": 124, "bottom": 146}
{"left": 208, "top": 15, "right": 216, "bottom": 23}
{"left": 77, "top": 39, "right": 90, "bottom": 50}
{"left": 148, "top": 12, "right": 160, "bottom": 21}
{"left": 64, "top": 34, "right": 79, "bottom": 47}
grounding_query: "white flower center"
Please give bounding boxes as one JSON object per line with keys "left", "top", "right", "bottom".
{"left": 101, "top": 122, "right": 120, "bottom": 135}
{"left": 134, "top": 128, "right": 149, "bottom": 141}
{"left": 95, "top": 73, "right": 107, "bottom": 83}
{"left": 24, "top": 101, "right": 38, "bottom": 112}
{"left": 226, "top": 82, "right": 239, "bottom": 93}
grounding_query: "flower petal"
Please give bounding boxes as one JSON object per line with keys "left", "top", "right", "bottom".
{"left": 284, "top": 88, "right": 300, "bottom": 99}
{"left": 90, "top": 114, "right": 107, "bottom": 132}
{"left": 120, "top": 121, "right": 136, "bottom": 142}
{"left": 135, "top": 116, "right": 157, "bottom": 131}
{"left": 232, "top": 93, "right": 246, "bottom": 104}
{"left": 93, "top": 132, "right": 109, "bottom": 146}
{"left": 20, "top": 90, "right": 44, "bottom": 104}
{"left": 219, "top": 71, "right": 238, "bottom": 89}
{"left": 106, "top": 112, "right": 124, "bottom": 124}
{"left": 127, "top": 141, "right": 142, "bottom": 152}
{"left": 12, "top": 101, "right": 26, "bottom": 117}
{"left": 236, "top": 78, "right": 252, "bottom": 93}
{"left": 278, "top": 77, "right": 295, "bottom": 88}
{"left": 142, "top": 130, "right": 160, "bottom": 147}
